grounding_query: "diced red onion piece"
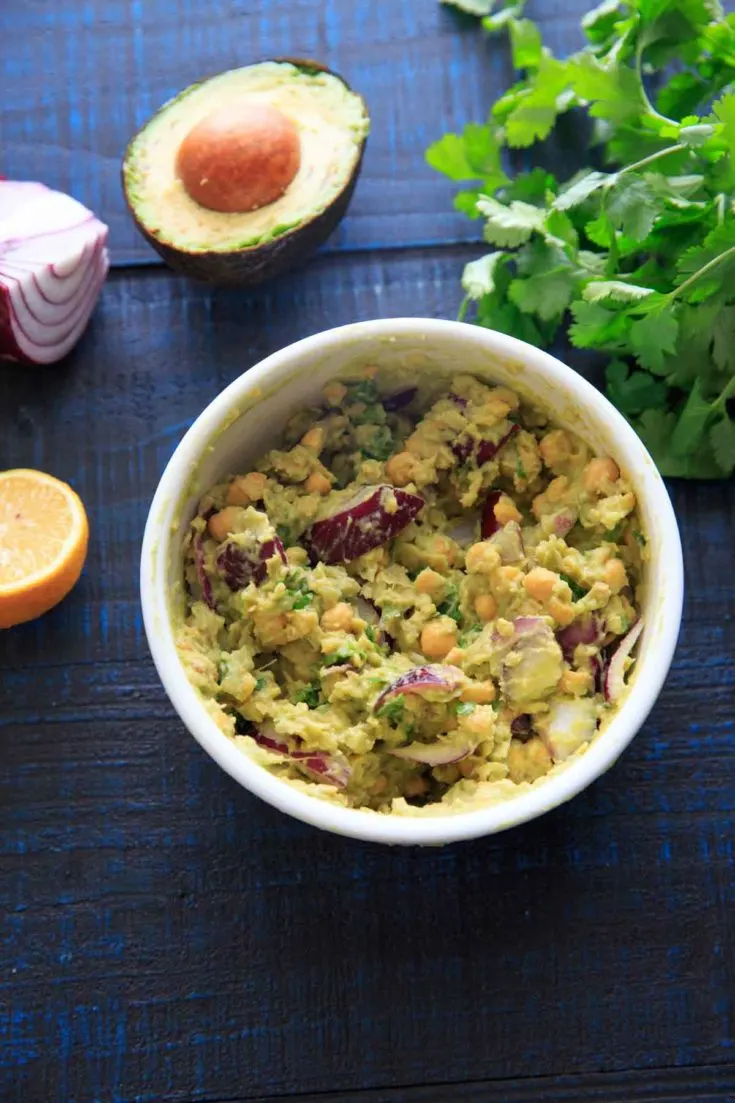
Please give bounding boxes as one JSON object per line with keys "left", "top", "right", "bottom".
{"left": 477, "top": 423, "right": 520, "bottom": 466}
{"left": 0, "top": 181, "right": 109, "bottom": 364}
{"left": 193, "top": 534, "right": 215, "bottom": 610}
{"left": 354, "top": 595, "right": 380, "bottom": 624}
{"left": 451, "top": 437, "right": 475, "bottom": 464}
{"left": 556, "top": 615, "right": 604, "bottom": 662}
{"left": 510, "top": 713, "right": 534, "bottom": 740}
{"left": 605, "top": 618, "right": 644, "bottom": 702}
{"left": 553, "top": 508, "right": 578, "bottom": 537}
{"left": 539, "top": 697, "right": 598, "bottom": 761}
{"left": 216, "top": 534, "right": 286, "bottom": 590}
{"left": 383, "top": 387, "right": 417, "bottom": 412}
{"left": 500, "top": 618, "right": 563, "bottom": 706}
{"left": 490, "top": 520, "right": 524, "bottom": 563}
{"left": 373, "top": 664, "right": 465, "bottom": 713}
{"left": 305, "top": 484, "right": 423, "bottom": 564}
{"left": 390, "top": 740, "right": 473, "bottom": 766}
{"left": 248, "top": 723, "right": 350, "bottom": 788}
{"left": 481, "top": 491, "right": 503, "bottom": 539}
{"left": 446, "top": 513, "right": 478, "bottom": 547}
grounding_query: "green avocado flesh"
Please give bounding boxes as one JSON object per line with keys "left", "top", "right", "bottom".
{"left": 175, "top": 371, "right": 646, "bottom": 817}
{"left": 123, "top": 61, "right": 369, "bottom": 255}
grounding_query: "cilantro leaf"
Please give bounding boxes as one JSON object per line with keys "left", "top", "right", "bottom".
{"left": 629, "top": 310, "right": 679, "bottom": 372}
{"left": 502, "top": 58, "right": 571, "bottom": 148}
{"left": 478, "top": 196, "right": 547, "bottom": 246}
{"left": 605, "top": 360, "right": 670, "bottom": 413}
{"left": 441, "top": 0, "right": 496, "bottom": 12}
{"left": 558, "top": 572, "right": 588, "bottom": 600}
{"left": 582, "top": 280, "right": 656, "bottom": 305}
{"left": 377, "top": 695, "right": 406, "bottom": 724}
{"left": 709, "top": 414, "right": 735, "bottom": 475}
{"left": 605, "top": 175, "right": 662, "bottom": 240}
{"left": 554, "top": 170, "right": 610, "bottom": 211}
{"left": 461, "top": 252, "right": 507, "bottom": 299}
{"left": 510, "top": 18, "right": 543, "bottom": 69}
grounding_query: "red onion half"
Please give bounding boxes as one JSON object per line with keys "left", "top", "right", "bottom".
{"left": 0, "top": 181, "right": 109, "bottom": 364}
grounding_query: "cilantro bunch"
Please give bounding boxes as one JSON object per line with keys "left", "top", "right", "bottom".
{"left": 428, "top": 0, "right": 735, "bottom": 477}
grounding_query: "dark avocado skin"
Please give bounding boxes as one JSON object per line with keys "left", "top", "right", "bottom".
{"left": 123, "top": 59, "right": 368, "bottom": 287}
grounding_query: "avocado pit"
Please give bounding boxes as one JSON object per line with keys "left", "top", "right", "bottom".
{"left": 176, "top": 101, "right": 301, "bottom": 214}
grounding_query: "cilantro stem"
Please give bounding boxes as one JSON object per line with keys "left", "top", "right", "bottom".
{"left": 618, "top": 143, "right": 687, "bottom": 177}
{"left": 458, "top": 295, "right": 470, "bottom": 322}
{"left": 668, "top": 245, "right": 735, "bottom": 303}
{"left": 634, "top": 35, "right": 677, "bottom": 128}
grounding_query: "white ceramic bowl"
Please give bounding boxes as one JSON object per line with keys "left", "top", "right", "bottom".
{"left": 141, "top": 319, "right": 683, "bottom": 845}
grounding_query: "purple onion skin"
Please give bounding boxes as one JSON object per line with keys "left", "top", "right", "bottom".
{"left": 451, "top": 423, "right": 520, "bottom": 468}
{"left": 247, "top": 726, "right": 349, "bottom": 787}
{"left": 193, "top": 535, "right": 216, "bottom": 609}
{"left": 511, "top": 714, "right": 534, "bottom": 741}
{"left": 556, "top": 617, "right": 604, "bottom": 663}
{"left": 305, "top": 485, "right": 423, "bottom": 565}
{"left": 451, "top": 438, "right": 475, "bottom": 464}
{"left": 383, "top": 387, "right": 417, "bottom": 412}
{"left": 216, "top": 535, "right": 286, "bottom": 590}
{"left": 373, "top": 664, "right": 464, "bottom": 712}
{"left": 477, "top": 423, "right": 520, "bottom": 466}
{"left": 481, "top": 490, "right": 503, "bottom": 539}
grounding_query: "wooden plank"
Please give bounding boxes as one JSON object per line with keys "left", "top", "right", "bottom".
{"left": 1, "top": 255, "right": 734, "bottom": 1102}
{"left": 0, "top": 0, "right": 589, "bottom": 265}
{"left": 217, "top": 1064, "right": 735, "bottom": 1103}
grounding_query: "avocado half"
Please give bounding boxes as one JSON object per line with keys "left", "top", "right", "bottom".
{"left": 122, "top": 60, "right": 369, "bottom": 286}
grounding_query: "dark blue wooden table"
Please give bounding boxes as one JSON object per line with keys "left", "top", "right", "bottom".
{"left": 2, "top": 3, "right": 734, "bottom": 1102}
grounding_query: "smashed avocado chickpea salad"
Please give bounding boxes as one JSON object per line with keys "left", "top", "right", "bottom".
{"left": 176, "top": 370, "right": 647, "bottom": 815}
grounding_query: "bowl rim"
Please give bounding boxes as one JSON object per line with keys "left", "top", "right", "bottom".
{"left": 140, "top": 317, "right": 684, "bottom": 845}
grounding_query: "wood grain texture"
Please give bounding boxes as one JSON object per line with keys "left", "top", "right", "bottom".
{"left": 0, "top": 0, "right": 589, "bottom": 266}
{"left": 1, "top": 256, "right": 734, "bottom": 1103}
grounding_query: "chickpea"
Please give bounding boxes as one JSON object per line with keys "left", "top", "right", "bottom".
{"left": 286, "top": 546, "right": 308, "bottom": 566}
{"left": 494, "top": 494, "right": 522, "bottom": 526}
{"left": 461, "top": 680, "right": 497, "bottom": 705}
{"left": 547, "top": 475, "right": 569, "bottom": 503}
{"left": 256, "top": 613, "right": 289, "bottom": 647}
{"left": 458, "top": 757, "right": 477, "bottom": 778}
{"left": 323, "top": 381, "right": 347, "bottom": 406}
{"left": 547, "top": 596, "right": 576, "bottom": 626}
{"left": 495, "top": 565, "right": 521, "bottom": 585}
{"left": 474, "top": 593, "right": 497, "bottom": 622}
{"left": 523, "top": 566, "right": 558, "bottom": 603}
{"left": 301, "top": 426, "right": 325, "bottom": 452}
{"left": 465, "top": 541, "right": 501, "bottom": 575}
{"left": 460, "top": 704, "right": 496, "bottom": 736}
{"left": 385, "top": 450, "right": 420, "bottom": 487}
{"left": 444, "top": 647, "right": 465, "bottom": 666}
{"left": 305, "top": 471, "right": 331, "bottom": 496}
{"left": 583, "top": 456, "right": 620, "bottom": 494}
{"left": 559, "top": 669, "right": 592, "bottom": 696}
{"left": 539, "top": 429, "right": 572, "bottom": 470}
{"left": 507, "top": 736, "right": 552, "bottom": 783}
{"left": 371, "top": 774, "right": 389, "bottom": 796}
{"left": 291, "top": 609, "right": 319, "bottom": 636}
{"left": 603, "top": 557, "right": 627, "bottom": 592}
{"left": 420, "top": 616, "right": 458, "bottom": 660}
{"left": 320, "top": 602, "right": 354, "bottom": 633}
{"left": 239, "top": 672, "right": 257, "bottom": 701}
{"left": 207, "top": 506, "right": 241, "bottom": 542}
{"left": 404, "top": 776, "right": 429, "bottom": 798}
{"left": 415, "top": 568, "right": 445, "bottom": 597}
{"left": 226, "top": 471, "right": 267, "bottom": 506}
{"left": 492, "top": 386, "right": 519, "bottom": 409}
